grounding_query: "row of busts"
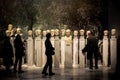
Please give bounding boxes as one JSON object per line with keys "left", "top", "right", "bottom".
{"left": 28, "top": 29, "right": 117, "bottom": 37}
{"left": 5, "top": 24, "right": 117, "bottom": 37}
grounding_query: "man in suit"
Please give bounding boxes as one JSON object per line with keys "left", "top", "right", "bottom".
{"left": 14, "top": 34, "right": 25, "bottom": 73}
{"left": 82, "top": 32, "right": 99, "bottom": 70}
{"left": 42, "top": 33, "right": 55, "bottom": 76}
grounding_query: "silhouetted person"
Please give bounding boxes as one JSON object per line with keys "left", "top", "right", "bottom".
{"left": 2, "top": 31, "right": 13, "bottom": 73}
{"left": 14, "top": 34, "right": 25, "bottom": 73}
{"left": 82, "top": 32, "right": 99, "bottom": 70}
{"left": 42, "top": 33, "right": 55, "bottom": 76}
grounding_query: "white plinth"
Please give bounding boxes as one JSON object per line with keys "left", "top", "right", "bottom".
{"left": 54, "top": 36, "right": 60, "bottom": 68}
{"left": 65, "top": 43, "right": 72, "bottom": 68}
{"left": 27, "top": 37, "right": 34, "bottom": 66}
{"left": 79, "top": 36, "right": 86, "bottom": 68}
{"left": 103, "top": 36, "right": 109, "bottom": 67}
{"left": 72, "top": 37, "right": 79, "bottom": 68}
{"left": 60, "top": 37, "right": 65, "bottom": 68}
{"left": 42, "top": 37, "right": 46, "bottom": 67}
{"left": 35, "top": 37, "right": 42, "bottom": 67}
{"left": 110, "top": 36, "right": 117, "bottom": 70}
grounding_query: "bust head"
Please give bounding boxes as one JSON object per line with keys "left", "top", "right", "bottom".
{"left": 43, "top": 30, "right": 47, "bottom": 37}
{"left": 66, "top": 29, "right": 71, "bottom": 37}
{"left": 16, "top": 28, "right": 21, "bottom": 34}
{"left": 104, "top": 30, "right": 109, "bottom": 36}
{"left": 28, "top": 30, "right": 33, "bottom": 36}
{"left": 50, "top": 29, "right": 54, "bottom": 37}
{"left": 35, "top": 29, "right": 41, "bottom": 36}
{"left": 61, "top": 29, "right": 65, "bottom": 36}
{"left": 111, "top": 29, "right": 116, "bottom": 36}
{"left": 55, "top": 29, "right": 59, "bottom": 36}
{"left": 80, "top": 29, "right": 85, "bottom": 36}
{"left": 86, "top": 30, "right": 91, "bottom": 36}
{"left": 8, "top": 24, "right": 13, "bottom": 31}
{"left": 74, "top": 30, "right": 78, "bottom": 36}
{"left": 46, "top": 30, "right": 50, "bottom": 33}
{"left": 5, "top": 30, "right": 11, "bottom": 37}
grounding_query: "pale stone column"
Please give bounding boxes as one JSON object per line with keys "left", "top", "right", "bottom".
{"left": 54, "top": 29, "right": 60, "bottom": 68}
{"left": 35, "top": 29, "right": 42, "bottom": 67}
{"left": 60, "top": 29, "right": 65, "bottom": 68}
{"left": 50, "top": 29, "right": 55, "bottom": 67}
{"left": 79, "top": 29, "right": 86, "bottom": 68}
{"left": 27, "top": 30, "right": 34, "bottom": 66}
{"left": 110, "top": 29, "right": 117, "bottom": 70}
{"left": 72, "top": 30, "right": 79, "bottom": 68}
{"left": 65, "top": 29, "right": 72, "bottom": 68}
{"left": 42, "top": 30, "right": 47, "bottom": 67}
{"left": 103, "top": 30, "right": 109, "bottom": 67}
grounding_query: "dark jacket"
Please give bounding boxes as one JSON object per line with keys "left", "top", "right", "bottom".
{"left": 82, "top": 36, "right": 99, "bottom": 59}
{"left": 45, "top": 39, "right": 54, "bottom": 56}
{"left": 2, "top": 36, "right": 13, "bottom": 66}
{"left": 14, "top": 34, "right": 24, "bottom": 57}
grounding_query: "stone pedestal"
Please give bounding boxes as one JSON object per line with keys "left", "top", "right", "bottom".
{"left": 54, "top": 36, "right": 60, "bottom": 68}
{"left": 103, "top": 36, "right": 109, "bottom": 67}
{"left": 110, "top": 36, "right": 117, "bottom": 69}
{"left": 27, "top": 37, "right": 33, "bottom": 66}
{"left": 10, "top": 37, "right": 15, "bottom": 63}
{"left": 60, "top": 37, "right": 65, "bottom": 68}
{"left": 72, "top": 37, "right": 79, "bottom": 68}
{"left": 50, "top": 37, "right": 55, "bottom": 67}
{"left": 42, "top": 37, "right": 46, "bottom": 67}
{"left": 79, "top": 36, "right": 86, "bottom": 68}
{"left": 35, "top": 37, "right": 42, "bottom": 67}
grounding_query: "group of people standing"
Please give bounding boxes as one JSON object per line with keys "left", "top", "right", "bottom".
{"left": 2, "top": 24, "right": 25, "bottom": 73}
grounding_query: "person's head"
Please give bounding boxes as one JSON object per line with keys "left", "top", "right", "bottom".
{"left": 46, "top": 33, "right": 51, "bottom": 39}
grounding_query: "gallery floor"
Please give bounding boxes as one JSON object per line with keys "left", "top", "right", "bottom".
{"left": 0, "top": 65, "right": 119, "bottom": 80}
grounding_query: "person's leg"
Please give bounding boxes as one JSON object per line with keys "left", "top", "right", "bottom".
{"left": 14, "top": 57, "right": 18, "bottom": 72}
{"left": 95, "top": 53, "right": 98, "bottom": 69}
{"left": 49, "top": 56, "right": 55, "bottom": 75}
{"left": 18, "top": 57, "right": 22, "bottom": 72}
{"left": 89, "top": 54, "right": 93, "bottom": 69}
{"left": 42, "top": 56, "right": 49, "bottom": 74}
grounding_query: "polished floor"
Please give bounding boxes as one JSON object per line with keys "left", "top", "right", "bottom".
{"left": 0, "top": 65, "right": 119, "bottom": 80}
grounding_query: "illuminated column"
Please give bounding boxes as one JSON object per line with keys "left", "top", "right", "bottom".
{"left": 72, "top": 30, "right": 79, "bottom": 68}
{"left": 50, "top": 29, "right": 55, "bottom": 67}
{"left": 103, "top": 30, "right": 109, "bottom": 67}
{"left": 42, "top": 30, "right": 47, "bottom": 67}
{"left": 110, "top": 29, "right": 117, "bottom": 70}
{"left": 54, "top": 29, "right": 60, "bottom": 68}
{"left": 79, "top": 29, "right": 86, "bottom": 68}
{"left": 27, "top": 30, "right": 33, "bottom": 66}
{"left": 35, "top": 29, "right": 42, "bottom": 67}
{"left": 60, "top": 29, "right": 65, "bottom": 68}
{"left": 65, "top": 29, "right": 72, "bottom": 68}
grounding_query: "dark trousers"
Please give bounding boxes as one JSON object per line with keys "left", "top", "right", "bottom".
{"left": 89, "top": 52, "right": 98, "bottom": 69}
{"left": 14, "top": 56, "right": 22, "bottom": 71}
{"left": 42, "top": 56, "right": 53, "bottom": 73}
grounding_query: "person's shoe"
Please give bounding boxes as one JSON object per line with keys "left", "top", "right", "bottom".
{"left": 49, "top": 72, "right": 55, "bottom": 76}
{"left": 18, "top": 70, "right": 24, "bottom": 73}
{"left": 42, "top": 72, "right": 48, "bottom": 75}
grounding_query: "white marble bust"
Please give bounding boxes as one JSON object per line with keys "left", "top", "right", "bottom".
{"left": 74, "top": 30, "right": 78, "bottom": 37}
{"left": 42, "top": 30, "right": 47, "bottom": 37}
{"left": 35, "top": 29, "right": 41, "bottom": 37}
{"left": 50, "top": 29, "right": 55, "bottom": 37}
{"left": 61, "top": 29, "right": 65, "bottom": 36}
{"left": 28, "top": 30, "right": 33, "bottom": 37}
{"left": 111, "top": 29, "right": 116, "bottom": 36}
{"left": 104, "top": 30, "right": 109, "bottom": 36}
{"left": 65, "top": 29, "right": 72, "bottom": 44}
{"left": 80, "top": 29, "right": 85, "bottom": 36}
{"left": 5, "top": 30, "right": 11, "bottom": 37}
{"left": 55, "top": 29, "right": 59, "bottom": 36}
{"left": 8, "top": 24, "right": 14, "bottom": 36}
{"left": 46, "top": 30, "right": 50, "bottom": 33}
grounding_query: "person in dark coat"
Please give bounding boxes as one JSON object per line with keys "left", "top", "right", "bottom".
{"left": 82, "top": 32, "right": 99, "bottom": 70}
{"left": 14, "top": 34, "right": 25, "bottom": 73}
{"left": 42, "top": 33, "right": 55, "bottom": 76}
{"left": 2, "top": 30, "right": 13, "bottom": 72}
